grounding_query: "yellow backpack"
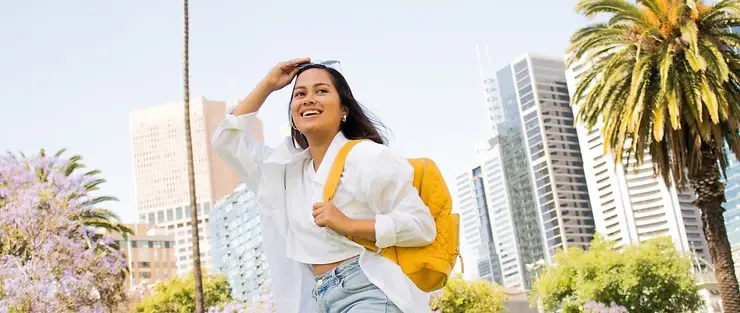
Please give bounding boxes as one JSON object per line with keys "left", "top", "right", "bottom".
{"left": 323, "top": 140, "right": 463, "bottom": 292}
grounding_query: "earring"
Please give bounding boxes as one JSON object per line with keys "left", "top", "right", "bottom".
{"left": 342, "top": 114, "right": 347, "bottom": 122}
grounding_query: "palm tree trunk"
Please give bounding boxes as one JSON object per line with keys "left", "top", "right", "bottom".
{"left": 692, "top": 145, "right": 740, "bottom": 312}
{"left": 182, "top": 0, "right": 205, "bottom": 312}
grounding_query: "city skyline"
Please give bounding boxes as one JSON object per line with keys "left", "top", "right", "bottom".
{"left": 129, "top": 97, "right": 240, "bottom": 277}
{"left": 0, "top": 0, "right": 588, "bottom": 223}
{"left": 3, "top": 0, "right": 740, "bottom": 311}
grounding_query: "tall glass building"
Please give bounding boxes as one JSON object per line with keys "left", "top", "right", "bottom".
{"left": 456, "top": 162, "right": 504, "bottom": 285}
{"left": 456, "top": 50, "right": 578, "bottom": 290}
{"left": 723, "top": 146, "right": 740, "bottom": 279}
{"left": 509, "top": 54, "right": 595, "bottom": 262}
{"left": 723, "top": 153, "right": 740, "bottom": 245}
{"left": 209, "top": 184, "right": 269, "bottom": 303}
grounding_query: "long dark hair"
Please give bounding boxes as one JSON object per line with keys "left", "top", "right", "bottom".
{"left": 289, "top": 63, "right": 390, "bottom": 150}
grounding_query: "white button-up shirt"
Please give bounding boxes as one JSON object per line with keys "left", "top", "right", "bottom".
{"left": 211, "top": 112, "right": 436, "bottom": 313}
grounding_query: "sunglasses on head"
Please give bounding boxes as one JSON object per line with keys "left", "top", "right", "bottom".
{"left": 296, "top": 60, "right": 343, "bottom": 73}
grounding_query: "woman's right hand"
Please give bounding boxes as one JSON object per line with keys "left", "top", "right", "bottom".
{"left": 262, "top": 57, "right": 311, "bottom": 92}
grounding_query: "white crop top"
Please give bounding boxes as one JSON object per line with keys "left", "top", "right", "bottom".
{"left": 284, "top": 159, "right": 360, "bottom": 265}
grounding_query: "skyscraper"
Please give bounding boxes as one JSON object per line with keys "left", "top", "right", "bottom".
{"left": 455, "top": 51, "right": 588, "bottom": 288}
{"left": 456, "top": 48, "right": 549, "bottom": 290}
{"left": 455, "top": 157, "right": 504, "bottom": 285}
{"left": 209, "top": 184, "right": 269, "bottom": 303}
{"left": 508, "top": 54, "right": 595, "bottom": 262}
{"left": 129, "top": 96, "right": 240, "bottom": 276}
{"left": 565, "top": 58, "right": 710, "bottom": 262}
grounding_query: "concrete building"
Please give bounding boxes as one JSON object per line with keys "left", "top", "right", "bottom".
{"left": 724, "top": 149, "right": 740, "bottom": 282}
{"left": 455, "top": 161, "right": 504, "bottom": 285}
{"left": 455, "top": 52, "right": 592, "bottom": 288}
{"left": 209, "top": 184, "right": 270, "bottom": 303}
{"left": 454, "top": 47, "right": 549, "bottom": 291}
{"left": 129, "top": 96, "right": 240, "bottom": 276}
{"left": 506, "top": 54, "right": 595, "bottom": 262}
{"left": 114, "top": 224, "right": 177, "bottom": 290}
{"left": 565, "top": 59, "right": 710, "bottom": 263}
{"left": 723, "top": 148, "right": 740, "bottom": 247}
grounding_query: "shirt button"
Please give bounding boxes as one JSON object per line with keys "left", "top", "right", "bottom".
{"left": 317, "top": 279, "right": 324, "bottom": 286}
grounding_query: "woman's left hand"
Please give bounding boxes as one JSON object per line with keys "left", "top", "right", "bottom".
{"left": 312, "top": 202, "right": 352, "bottom": 234}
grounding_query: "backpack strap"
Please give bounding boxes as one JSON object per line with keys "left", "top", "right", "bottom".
{"left": 323, "top": 139, "right": 363, "bottom": 203}
{"left": 323, "top": 139, "right": 381, "bottom": 253}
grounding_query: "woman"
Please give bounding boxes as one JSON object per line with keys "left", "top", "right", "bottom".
{"left": 211, "top": 57, "right": 436, "bottom": 313}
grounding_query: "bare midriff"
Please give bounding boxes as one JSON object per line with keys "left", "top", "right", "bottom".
{"left": 312, "top": 256, "right": 357, "bottom": 276}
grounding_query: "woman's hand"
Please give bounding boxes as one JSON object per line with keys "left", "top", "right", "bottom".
{"left": 313, "top": 202, "right": 376, "bottom": 241}
{"left": 262, "top": 57, "right": 311, "bottom": 92}
{"left": 312, "top": 202, "right": 351, "bottom": 232}
{"left": 231, "top": 57, "right": 310, "bottom": 116}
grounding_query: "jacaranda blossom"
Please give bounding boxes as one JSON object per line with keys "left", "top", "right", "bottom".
{"left": 0, "top": 152, "right": 128, "bottom": 312}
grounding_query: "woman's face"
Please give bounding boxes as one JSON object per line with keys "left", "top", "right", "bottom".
{"left": 290, "top": 68, "right": 346, "bottom": 139}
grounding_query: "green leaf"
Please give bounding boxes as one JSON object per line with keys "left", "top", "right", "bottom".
{"left": 681, "top": 21, "right": 706, "bottom": 72}
{"left": 699, "top": 73, "right": 720, "bottom": 123}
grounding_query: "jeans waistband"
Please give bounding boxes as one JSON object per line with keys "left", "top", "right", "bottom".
{"left": 314, "top": 255, "right": 360, "bottom": 282}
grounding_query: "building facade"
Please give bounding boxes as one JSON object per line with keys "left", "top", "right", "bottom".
{"left": 456, "top": 52, "right": 592, "bottom": 288}
{"left": 509, "top": 54, "right": 595, "bottom": 262}
{"left": 457, "top": 48, "right": 549, "bottom": 290}
{"left": 724, "top": 148, "right": 740, "bottom": 280}
{"left": 209, "top": 185, "right": 269, "bottom": 303}
{"left": 565, "top": 58, "right": 710, "bottom": 262}
{"left": 455, "top": 161, "right": 504, "bottom": 285}
{"left": 129, "top": 96, "right": 240, "bottom": 276}
{"left": 724, "top": 150, "right": 740, "bottom": 246}
{"left": 114, "top": 224, "right": 177, "bottom": 290}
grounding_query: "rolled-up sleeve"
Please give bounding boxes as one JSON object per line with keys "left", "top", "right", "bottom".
{"left": 362, "top": 148, "right": 437, "bottom": 248}
{"left": 210, "top": 112, "right": 272, "bottom": 192}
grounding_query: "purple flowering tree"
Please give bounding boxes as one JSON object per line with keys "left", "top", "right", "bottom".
{"left": 0, "top": 151, "right": 128, "bottom": 312}
{"left": 207, "top": 280, "right": 275, "bottom": 313}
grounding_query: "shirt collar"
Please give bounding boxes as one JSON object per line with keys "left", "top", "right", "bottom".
{"left": 312, "top": 132, "right": 350, "bottom": 185}
{"left": 263, "top": 132, "right": 351, "bottom": 186}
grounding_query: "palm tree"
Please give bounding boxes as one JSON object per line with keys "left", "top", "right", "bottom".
{"left": 35, "top": 148, "right": 133, "bottom": 239}
{"left": 182, "top": 0, "right": 205, "bottom": 312}
{"left": 568, "top": 0, "right": 740, "bottom": 310}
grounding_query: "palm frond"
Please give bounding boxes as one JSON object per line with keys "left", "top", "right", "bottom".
{"left": 577, "top": 0, "right": 648, "bottom": 28}
{"left": 702, "top": 0, "right": 740, "bottom": 22}
{"left": 571, "top": 0, "right": 740, "bottom": 190}
{"left": 53, "top": 148, "right": 67, "bottom": 158}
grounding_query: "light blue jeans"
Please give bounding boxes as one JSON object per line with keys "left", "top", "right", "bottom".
{"left": 312, "top": 257, "right": 403, "bottom": 313}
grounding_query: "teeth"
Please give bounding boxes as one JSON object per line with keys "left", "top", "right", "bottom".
{"left": 302, "top": 110, "right": 320, "bottom": 117}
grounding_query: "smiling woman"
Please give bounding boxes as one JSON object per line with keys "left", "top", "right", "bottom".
{"left": 288, "top": 63, "right": 388, "bottom": 153}
{"left": 211, "top": 58, "right": 438, "bottom": 313}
